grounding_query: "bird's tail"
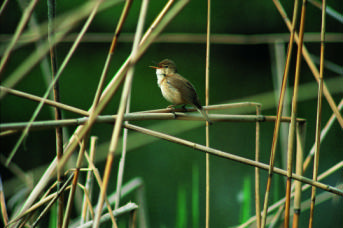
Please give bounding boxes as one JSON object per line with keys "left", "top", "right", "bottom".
{"left": 197, "top": 107, "right": 212, "bottom": 125}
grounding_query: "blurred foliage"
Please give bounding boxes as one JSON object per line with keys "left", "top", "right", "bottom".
{"left": 1, "top": 0, "right": 342, "bottom": 227}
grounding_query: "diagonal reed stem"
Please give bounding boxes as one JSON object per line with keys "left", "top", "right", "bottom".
{"left": 273, "top": 0, "right": 343, "bottom": 129}
{"left": 308, "top": 0, "right": 326, "bottom": 227}
{"left": 261, "top": 0, "right": 300, "bottom": 227}
{"left": 91, "top": 0, "right": 133, "bottom": 109}
{"left": 0, "top": 0, "right": 39, "bottom": 73}
{"left": 283, "top": 0, "right": 308, "bottom": 227}
{"left": 81, "top": 136, "right": 97, "bottom": 225}
{"left": 123, "top": 123, "right": 343, "bottom": 196}
{"left": 4, "top": 0, "right": 107, "bottom": 166}
{"left": 92, "top": 1, "right": 148, "bottom": 227}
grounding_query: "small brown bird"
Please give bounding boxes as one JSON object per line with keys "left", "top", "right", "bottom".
{"left": 150, "top": 59, "right": 211, "bottom": 124}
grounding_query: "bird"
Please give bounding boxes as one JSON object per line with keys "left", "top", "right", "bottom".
{"left": 150, "top": 59, "right": 212, "bottom": 124}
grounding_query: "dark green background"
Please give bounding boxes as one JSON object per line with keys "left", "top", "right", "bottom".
{"left": 1, "top": 0, "right": 342, "bottom": 227}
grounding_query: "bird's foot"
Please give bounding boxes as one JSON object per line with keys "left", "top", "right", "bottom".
{"left": 167, "top": 105, "right": 177, "bottom": 119}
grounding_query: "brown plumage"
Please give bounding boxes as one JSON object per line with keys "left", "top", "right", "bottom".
{"left": 150, "top": 59, "right": 212, "bottom": 124}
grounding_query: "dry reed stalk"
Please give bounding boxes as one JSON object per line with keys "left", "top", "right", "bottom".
{"left": 1, "top": 0, "right": 121, "bottom": 96}
{"left": 0, "top": 0, "right": 39, "bottom": 73}
{"left": 283, "top": 0, "right": 308, "bottom": 226}
{"left": 47, "top": 0, "right": 64, "bottom": 225}
{"left": 273, "top": 0, "right": 343, "bottom": 128}
{"left": 292, "top": 122, "right": 306, "bottom": 228}
{"left": 308, "top": 1, "right": 326, "bottom": 227}
{"left": 205, "top": 0, "right": 211, "bottom": 227}
{"left": 0, "top": 113, "right": 306, "bottom": 132}
{"left": 6, "top": 3, "right": 190, "bottom": 218}
{"left": 10, "top": 175, "right": 72, "bottom": 227}
{"left": 270, "top": 42, "right": 289, "bottom": 170}
{"left": 62, "top": 139, "right": 100, "bottom": 228}
{"left": 73, "top": 202, "right": 138, "bottom": 228}
{"left": 16, "top": 0, "right": 55, "bottom": 105}
{"left": 267, "top": 100, "right": 342, "bottom": 225}
{"left": 92, "top": 1, "right": 148, "bottom": 226}
{"left": 124, "top": 123, "right": 343, "bottom": 196}
{"left": 4, "top": 0, "right": 105, "bottom": 167}
{"left": 238, "top": 161, "right": 342, "bottom": 228}
{"left": 303, "top": 99, "right": 343, "bottom": 172}
{"left": 91, "top": 0, "right": 133, "bottom": 109}
{"left": 0, "top": 176, "right": 8, "bottom": 226}
{"left": 308, "top": 0, "right": 342, "bottom": 22}
{"left": 0, "top": 86, "right": 89, "bottom": 116}
{"left": 114, "top": 95, "right": 130, "bottom": 210}
{"left": 31, "top": 32, "right": 343, "bottom": 45}
{"left": 255, "top": 106, "right": 261, "bottom": 228}
{"left": 261, "top": 0, "right": 300, "bottom": 226}
{"left": 57, "top": 0, "right": 190, "bottom": 173}
{"left": 82, "top": 153, "right": 117, "bottom": 225}
{"left": 81, "top": 137, "right": 97, "bottom": 224}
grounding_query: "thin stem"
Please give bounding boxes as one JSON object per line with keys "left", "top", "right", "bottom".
{"left": 205, "top": 0, "right": 211, "bottom": 227}
{"left": 255, "top": 106, "right": 261, "bottom": 228}
{"left": 81, "top": 137, "right": 97, "bottom": 225}
{"left": 124, "top": 123, "right": 343, "bottom": 196}
{"left": 284, "top": 1, "right": 308, "bottom": 226}
{"left": 0, "top": 0, "right": 39, "bottom": 73}
{"left": 0, "top": 86, "right": 89, "bottom": 116}
{"left": 273, "top": 0, "right": 343, "bottom": 128}
{"left": 91, "top": 0, "right": 133, "bottom": 108}
{"left": 0, "top": 113, "right": 306, "bottom": 132}
{"left": 47, "top": 0, "right": 64, "bottom": 226}
{"left": 92, "top": 0, "right": 148, "bottom": 227}
{"left": 292, "top": 122, "right": 306, "bottom": 228}
{"left": 261, "top": 0, "right": 300, "bottom": 226}
{"left": 309, "top": 1, "right": 326, "bottom": 227}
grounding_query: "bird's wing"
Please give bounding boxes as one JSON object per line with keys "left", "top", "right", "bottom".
{"left": 165, "top": 74, "right": 202, "bottom": 109}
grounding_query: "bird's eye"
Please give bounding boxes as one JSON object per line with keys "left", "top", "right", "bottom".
{"left": 164, "top": 65, "right": 168, "bottom": 68}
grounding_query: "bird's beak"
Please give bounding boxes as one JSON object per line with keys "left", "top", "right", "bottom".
{"left": 149, "top": 66, "right": 160, "bottom": 69}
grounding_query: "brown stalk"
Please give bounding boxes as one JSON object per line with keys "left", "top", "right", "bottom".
{"left": 205, "top": 1, "right": 211, "bottom": 227}
{"left": 284, "top": 1, "right": 308, "bottom": 227}
{"left": 81, "top": 136, "right": 97, "bottom": 224}
{"left": 0, "top": 113, "right": 306, "bottom": 132}
{"left": 238, "top": 162, "right": 342, "bottom": 228}
{"left": 261, "top": 0, "right": 300, "bottom": 226}
{"left": 123, "top": 123, "right": 343, "bottom": 196}
{"left": 93, "top": 1, "right": 149, "bottom": 226}
{"left": 255, "top": 106, "right": 261, "bottom": 228}
{"left": 91, "top": 0, "right": 133, "bottom": 109}
{"left": 309, "top": 0, "right": 326, "bottom": 227}
{"left": 0, "top": 86, "right": 89, "bottom": 116}
{"left": 62, "top": 139, "right": 94, "bottom": 228}
{"left": 29, "top": 174, "right": 74, "bottom": 227}
{"left": 292, "top": 122, "right": 306, "bottom": 228}
{"left": 47, "top": 0, "right": 64, "bottom": 225}
{"left": 273, "top": 0, "right": 343, "bottom": 128}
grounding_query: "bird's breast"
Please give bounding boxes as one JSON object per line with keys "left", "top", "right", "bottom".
{"left": 160, "top": 78, "right": 185, "bottom": 105}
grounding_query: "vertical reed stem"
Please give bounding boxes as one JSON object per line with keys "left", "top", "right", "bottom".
{"left": 47, "top": 0, "right": 64, "bottom": 226}
{"left": 284, "top": 1, "right": 307, "bottom": 227}
{"left": 292, "top": 122, "right": 306, "bottom": 228}
{"left": 309, "top": 1, "right": 326, "bottom": 227}
{"left": 255, "top": 106, "right": 261, "bottom": 228}
{"left": 261, "top": 0, "right": 299, "bottom": 227}
{"left": 205, "top": 0, "right": 211, "bottom": 227}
